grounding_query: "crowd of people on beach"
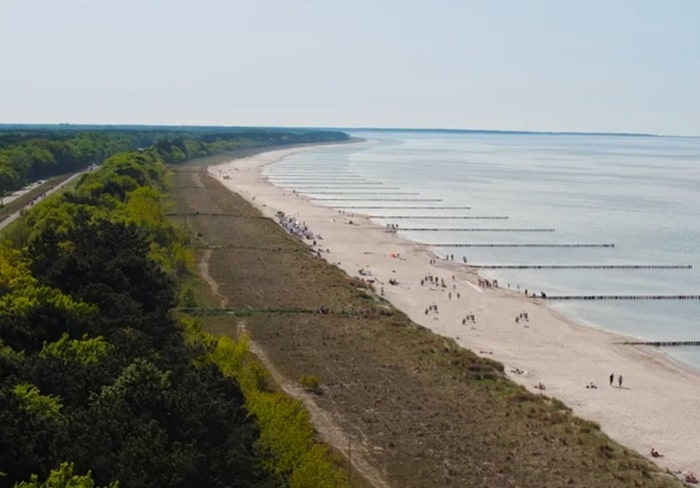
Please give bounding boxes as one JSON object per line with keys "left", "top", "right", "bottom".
{"left": 421, "top": 274, "right": 447, "bottom": 289}
{"left": 277, "top": 212, "right": 315, "bottom": 240}
{"left": 461, "top": 314, "right": 476, "bottom": 325}
{"left": 477, "top": 278, "right": 498, "bottom": 288}
{"left": 275, "top": 211, "right": 334, "bottom": 259}
{"left": 419, "top": 267, "right": 480, "bottom": 326}
{"left": 523, "top": 288, "right": 548, "bottom": 299}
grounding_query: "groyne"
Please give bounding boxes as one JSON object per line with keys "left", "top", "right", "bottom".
{"left": 340, "top": 206, "right": 472, "bottom": 209}
{"left": 300, "top": 191, "right": 419, "bottom": 195}
{"left": 429, "top": 243, "right": 615, "bottom": 248}
{"left": 546, "top": 295, "right": 700, "bottom": 301}
{"left": 620, "top": 340, "right": 700, "bottom": 347}
{"left": 397, "top": 227, "right": 555, "bottom": 232}
{"left": 373, "top": 215, "right": 508, "bottom": 219}
{"left": 471, "top": 264, "right": 691, "bottom": 270}
{"left": 313, "top": 197, "right": 443, "bottom": 202}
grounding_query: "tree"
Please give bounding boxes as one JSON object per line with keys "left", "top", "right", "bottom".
{"left": 28, "top": 211, "right": 177, "bottom": 333}
{"left": 14, "top": 461, "right": 118, "bottom": 488}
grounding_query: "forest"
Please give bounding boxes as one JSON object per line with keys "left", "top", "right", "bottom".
{"left": 0, "top": 127, "right": 350, "bottom": 487}
{"left": 0, "top": 126, "right": 349, "bottom": 200}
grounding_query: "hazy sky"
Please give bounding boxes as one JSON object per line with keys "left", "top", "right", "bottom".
{"left": 1, "top": 0, "right": 698, "bottom": 135}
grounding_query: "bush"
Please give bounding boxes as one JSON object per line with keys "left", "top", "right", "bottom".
{"left": 208, "top": 335, "right": 347, "bottom": 487}
{"left": 299, "top": 375, "right": 321, "bottom": 393}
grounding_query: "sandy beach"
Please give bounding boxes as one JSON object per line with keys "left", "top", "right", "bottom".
{"left": 209, "top": 143, "right": 700, "bottom": 477}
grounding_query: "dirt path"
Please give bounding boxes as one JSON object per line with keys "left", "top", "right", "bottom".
{"left": 197, "top": 249, "right": 228, "bottom": 308}
{"left": 197, "top": 245, "right": 386, "bottom": 486}
{"left": 191, "top": 171, "right": 204, "bottom": 188}
{"left": 237, "top": 322, "right": 391, "bottom": 488}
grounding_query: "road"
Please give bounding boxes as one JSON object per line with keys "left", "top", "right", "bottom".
{"left": 0, "top": 171, "right": 85, "bottom": 232}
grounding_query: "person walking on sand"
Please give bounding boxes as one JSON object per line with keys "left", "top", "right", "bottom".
{"left": 609, "top": 373, "right": 614, "bottom": 386}
{"left": 618, "top": 374, "right": 623, "bottom": 388}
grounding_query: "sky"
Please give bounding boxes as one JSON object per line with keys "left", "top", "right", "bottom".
{"left": 0, "top": 0, "right": 698, "bottom": 135}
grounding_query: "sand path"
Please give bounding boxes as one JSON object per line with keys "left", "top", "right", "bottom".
{"left": 237, "top": 320, "right": 391, "bottom": 488}
{"left": 210, "top": 144, "right": 700, "bottom": 477}
{"left": 199, "top": 235, "right": 390, "bottom": 487}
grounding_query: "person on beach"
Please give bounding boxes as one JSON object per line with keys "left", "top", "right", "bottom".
{"left": 618, "top": 374, "right": 623, "bottom": 388}
{"left": 609, "top": 373, "right": 614, "bottom": 386}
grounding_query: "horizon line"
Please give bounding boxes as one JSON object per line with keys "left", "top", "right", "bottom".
{"left": 0, "top": 122, "right": 696, "bottom": 138}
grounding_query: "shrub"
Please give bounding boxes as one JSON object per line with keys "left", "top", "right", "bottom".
{"left": 299, "top": 375, "right": 321, "bottom": 393}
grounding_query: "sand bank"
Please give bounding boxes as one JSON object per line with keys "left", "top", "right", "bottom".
{"left": 210, "top": 143, "right": 700, "bottom": 477}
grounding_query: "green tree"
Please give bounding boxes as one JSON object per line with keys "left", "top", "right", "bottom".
{"left": 0, "top": 383, "right": 66, "bottom": 483}
{"left": 0, "top": 283, "right": 96, "bottom": 352}
{"left": 39, "top": 334, "right": 111, "bottom": 366}
{"left": 28, "top": 211, "right": 177, "bottom": 334}
{"left": 14, "top": 461, "right": 118, "bottom": 488}
{"left": 12, "top": 383, "right": 63, "bottom": 423}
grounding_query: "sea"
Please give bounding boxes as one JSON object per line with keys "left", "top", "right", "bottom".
{"left": 262, "top": 130, "right": 700, "bottom": 370}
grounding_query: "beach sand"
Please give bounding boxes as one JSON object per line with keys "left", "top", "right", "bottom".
{"left": 210, "top": 143, "right": 700, "bottom": 477}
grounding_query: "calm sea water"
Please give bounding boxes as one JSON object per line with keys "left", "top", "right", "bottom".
{"left": 263, "top": 130, "right": 700, "bottom": 369}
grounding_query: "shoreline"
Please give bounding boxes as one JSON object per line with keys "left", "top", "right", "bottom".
{"left": 209, "top": 142, "right": 700, "bottom": 477}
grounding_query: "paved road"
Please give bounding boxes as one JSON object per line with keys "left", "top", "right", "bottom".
{"left": 0, "top": 171, "right": 85, "bottom": 232}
